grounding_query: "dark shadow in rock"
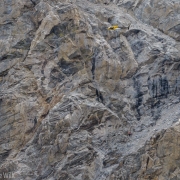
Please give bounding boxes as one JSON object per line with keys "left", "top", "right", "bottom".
{"left": 12, "top": 38, "right": 32, "bottom": 50}
{"left": 0, "top": 52, "right": 23, "bottom": 61}
{"left": 49, "top": 67, "right": 65, "bottom": 88}
{"left": 133, "top": 77, "right": 143, "bottom": 120}
{"left": 58, "top": 58, "right": 83, "bottom": 77}
{"left": 96, "top": 89, "right": 103, "bottom": 103}
{"left": 0, "top": 150, "right": 11, "bottom": 164}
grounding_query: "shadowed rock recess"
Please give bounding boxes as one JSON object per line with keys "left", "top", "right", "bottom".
{"left": 1, "top": 0, "right": 180, "bottom": 179}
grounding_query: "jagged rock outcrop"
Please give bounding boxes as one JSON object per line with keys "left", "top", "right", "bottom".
{"left": 1, "top": 0, "right": 180, "bottom": 179}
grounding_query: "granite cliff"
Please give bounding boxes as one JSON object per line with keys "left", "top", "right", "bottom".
{"left": 1, "top": 0, "right": 180, "bottom": 179}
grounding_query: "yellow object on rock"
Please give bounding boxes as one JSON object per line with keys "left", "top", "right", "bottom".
{"left": 108, "top": 25, "right": 119, "bottom": 30}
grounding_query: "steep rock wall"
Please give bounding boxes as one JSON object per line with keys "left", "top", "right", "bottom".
{"left": 0, "top": 0, "right": 180, "bottom": 179}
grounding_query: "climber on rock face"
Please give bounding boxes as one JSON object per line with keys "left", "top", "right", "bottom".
{"left": 108, "top": 25, "right": 120, "bottom": 30}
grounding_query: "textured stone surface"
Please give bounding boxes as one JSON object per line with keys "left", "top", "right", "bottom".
{"left": 1, "top": 0, "right": 180, "bottom": 179}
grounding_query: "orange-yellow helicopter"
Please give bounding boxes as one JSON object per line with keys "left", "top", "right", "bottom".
{"left": 107, "top": 25, "right": 120, "bottom": 30}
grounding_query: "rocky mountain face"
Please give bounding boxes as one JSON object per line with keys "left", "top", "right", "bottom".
{"left": 1, "top": 0, "right": 180, "bottom": 179}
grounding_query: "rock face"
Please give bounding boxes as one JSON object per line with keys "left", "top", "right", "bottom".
{"left": 1, "top": 0, "right": 180, "bottom": 179}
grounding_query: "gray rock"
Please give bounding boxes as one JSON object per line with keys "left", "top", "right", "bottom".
{"left": 1, "top": 0, "right": 180, "bottom": 179}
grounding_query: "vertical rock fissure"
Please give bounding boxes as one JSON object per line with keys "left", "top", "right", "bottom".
{"left": 96, "top": 89, "right": 103, "bottom": 103}
{"left": 91, "top": 57, "right": 95, "bottom": 79}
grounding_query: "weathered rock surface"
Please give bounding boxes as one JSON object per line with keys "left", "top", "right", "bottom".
{"left": 1, "top": 0, "right": 180, "bottom": 179}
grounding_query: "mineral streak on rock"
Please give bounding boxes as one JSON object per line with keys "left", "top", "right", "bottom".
{"left": 1, "top": 0, "right": 180, "bottom": 179}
